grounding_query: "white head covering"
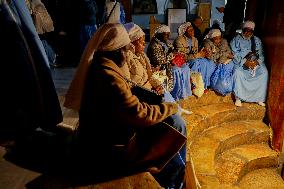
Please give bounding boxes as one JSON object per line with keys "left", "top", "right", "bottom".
{"left": 154, "top": 24, "right": 170, "bottom": 35}
{"left": 124, "top": 22, "right": 145, "bottom": 42}
{"left": 178, "top": 22, "right": 192, "bottom": 36}
{"left": 242, "top": 21, "right": 255, "bottom": 30}
{"left": 206, "top": 29, "right": 222, "bottom": 39}
{"left": 64, "top": 23, "right": 131, "bottom": 110}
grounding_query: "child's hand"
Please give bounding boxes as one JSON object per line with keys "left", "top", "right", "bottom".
{"left": 154, "top": 85, "right": 164, "bottom": 95}
{"left": 197, "top": 47, "right": 206, "bottom": 58}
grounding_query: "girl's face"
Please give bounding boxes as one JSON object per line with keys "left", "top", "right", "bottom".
{"left": 185, "top": 26, "right": 195, "bottom": 38}
{"left": 132, "top": 36, "right": 146, "bottom": 54}
{"left": 211, "top": 36, "right": 222, "bottom": 46}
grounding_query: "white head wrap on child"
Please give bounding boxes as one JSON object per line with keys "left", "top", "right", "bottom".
{"left": 154, "top": 24, "right": 170, "bottom": 35}
{"left": 242, "top": 21, "right": 255, "bottom": 30}
{"left": 178, "top": 22, "right": 192, "bottom": 36}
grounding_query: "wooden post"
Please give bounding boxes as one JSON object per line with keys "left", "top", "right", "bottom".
{"left": 149, "top": 16, "right": 160, "bottom": 40}
{"left": 185, "top": 154, "right": 200, "bottom": 189}
{"left": 259, "top": 0, "right": 284, "bottom": 152}
{"left": 197, "top": 3, "right": 211, "bottom": 33}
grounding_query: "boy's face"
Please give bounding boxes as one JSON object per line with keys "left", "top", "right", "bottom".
{"left": 194, "top": 18, "right": 203, "bottom": 28}
{"left": 242, "top": 28, "right": 254, "bottom": 39}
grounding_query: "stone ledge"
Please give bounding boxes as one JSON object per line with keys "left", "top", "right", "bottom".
{"left": 206, "top": 120, "right": 270, "bottom": 159}
{"left": 215, "top": 144, "right": 279, "bottom": 184}
{"left": 238, "top": 168, "right": 284, "bottom": 189}
{"left": 190, "top": 121, "right": 269, "bottom": 176}
{"left": 197, "top": 174, "right": 240, "bottom": 189}
{"left": 183, "top": 103, "right": 266, "bottom": 144}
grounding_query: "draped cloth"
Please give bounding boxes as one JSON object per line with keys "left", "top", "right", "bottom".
{"left": 171, "top": 65, "right": 192, "bottom": 100}
{"left": 188, "top": 58, "right": 216, "bottom": 89}
{"left": 210, "top": 62, "right": 234, "bottom": 96}
{"left": 0, "top": 0, "right": 62, "bottom": 141}
{"left": 64, "top": 23, "right": 131, "bottom": 110}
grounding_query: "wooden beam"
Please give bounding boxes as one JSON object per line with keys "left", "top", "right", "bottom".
{"left": 258, "top": 0, "right": 284, "bottom": 152}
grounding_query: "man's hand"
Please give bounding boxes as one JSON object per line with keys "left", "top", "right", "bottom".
{"left": 244, "top": 60, "right": 257, "bottom": 69}
{"left": 227, "top": 53, "right": 234, "bottom": 59}
{"left": 216, "top": 7, "right": 225, "bottom": 13}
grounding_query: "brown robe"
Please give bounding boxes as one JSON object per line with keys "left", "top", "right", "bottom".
{"left": 76, "top": 56, "right": 183, "bottom": 175}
